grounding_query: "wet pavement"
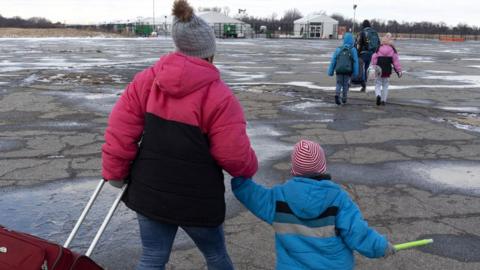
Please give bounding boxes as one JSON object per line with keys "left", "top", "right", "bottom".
{"left": 0, "top": 37, "right": 480, "bottom": 269}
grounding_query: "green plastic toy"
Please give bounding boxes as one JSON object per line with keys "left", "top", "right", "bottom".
{"left": 394, "top": 239, "right": 434, "bottom": 251}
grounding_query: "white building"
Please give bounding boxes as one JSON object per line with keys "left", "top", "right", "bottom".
{"left": 294, "top": 14, "right": 339, "bottom": 39}
{"left": 198, "top": 12, "right": 252, "bottom": 38}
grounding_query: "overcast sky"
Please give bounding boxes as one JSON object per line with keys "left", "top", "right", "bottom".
{"left": 1, "top": 0, "right": 478, "bottom": 26}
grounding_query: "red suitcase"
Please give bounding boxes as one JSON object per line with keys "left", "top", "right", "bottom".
{"left": 0, "top": 180, "right": 126, "bottom": 270}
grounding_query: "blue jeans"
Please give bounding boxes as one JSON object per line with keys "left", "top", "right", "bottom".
{"left": 336, "top": 74, "right": 351, "bottom": 101}
{"left": 136, "top": 214, "right": 234, "bottom": 270}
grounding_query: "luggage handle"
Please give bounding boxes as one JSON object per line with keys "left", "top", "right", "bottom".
{"left": 63, "top": 179, "right": 127, "bottom": 257}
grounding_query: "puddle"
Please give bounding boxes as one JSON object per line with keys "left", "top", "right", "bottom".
{"left": 0, "top": 139, "right": 23, "bottom": 152}
{"left": 282, "top": 98, "right": 335, "bottom": 118}
{"left": 416, "top": 164, "right": 480, "bottom": 192}
{"left": 247, "top": 123, "right": 291, "bottom": 164}
{"left": 330, "top": 160, "right": 480, "bottom": 196}
{"left": 417, "top": 234, "right": 480, "bottom": 262}
{"left": 48, "top": 90, "right": 120, "bottom": 114}
{"left": 0, "top": 122, "right": 289, "bottom": 264}
{"left": 431, "top": 116, "right": 480, "bottom": 133}
{"left": 0, "top": 179, "right": 143, "bottom": 260}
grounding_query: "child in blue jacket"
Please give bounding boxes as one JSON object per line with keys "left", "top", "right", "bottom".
{"left": 328, "top": 32, "right": 359, "bottom": 105}
{"left": 232, "top": 140, "right": 395, "bottom": 270}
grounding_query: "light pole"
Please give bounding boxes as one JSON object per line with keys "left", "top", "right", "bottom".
{"left": 152, "top": 0, "right": 156, "bottom": 36}
{"left": 352, "top": 2, "right": 358, "bottom": 34}
{"left": 164, "top": 15, "right": 167, "bottom": 38}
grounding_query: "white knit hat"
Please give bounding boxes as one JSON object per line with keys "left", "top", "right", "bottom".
{"left": 171, "top": 0, "right": 216, "bottom": 59}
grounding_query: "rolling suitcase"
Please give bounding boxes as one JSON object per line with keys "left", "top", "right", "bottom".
{"left": 0, "top": 180, "right": 126, "bottom": 270}
{"left": 351, "top": 57, "right": 365, "bottom": 85}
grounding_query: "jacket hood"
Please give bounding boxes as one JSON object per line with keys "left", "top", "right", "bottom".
{"left": 377, "top": 44, "right": 395, "bottom": 56}
{"left": 343, "top": 32, "right": 354, "bottom": 47}
{"left": 282, "top": 177, "right": 341, "bottom": 219}
{"left": 154, "top": 52, "right": 220, "bottom": 98}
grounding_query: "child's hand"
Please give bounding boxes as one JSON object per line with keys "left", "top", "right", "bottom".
{"left": 397, "top": 71, "right": 403, "bottom": 78}
{"left": 384, "top": 242, "right": 397, "bottom": 257}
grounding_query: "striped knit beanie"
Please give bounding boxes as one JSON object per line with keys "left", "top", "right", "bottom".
{"left": 291, "top": 140, "right": 327, "bottom": 176}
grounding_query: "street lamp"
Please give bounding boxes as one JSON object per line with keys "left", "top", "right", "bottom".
{"left": 164, "top": 15, "right": 167, "bottom": 38}
{"left": 152, "top": 0, "right": 156, "bottom": 36}
{"left": 352, "top": 2, "right": 358, "bottom": 34}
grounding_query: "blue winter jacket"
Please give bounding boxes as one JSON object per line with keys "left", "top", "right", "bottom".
{"left": 328, "top": 33, "right": 360, "bottom": 78}
{"left": 232, "top": 175, "right": 387, "bottom": 270}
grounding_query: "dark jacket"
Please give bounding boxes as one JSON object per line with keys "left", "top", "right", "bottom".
{"left": 357, "top": 27, "right": 379, "bottom": 55}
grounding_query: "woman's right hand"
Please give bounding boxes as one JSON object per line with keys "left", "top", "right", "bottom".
{"left": 108, "top": 179, "right": 126, "bottom": 189}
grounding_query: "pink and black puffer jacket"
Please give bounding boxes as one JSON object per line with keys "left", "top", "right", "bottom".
{"left": 102, "top": 52, "right": 258, "bottom": 226}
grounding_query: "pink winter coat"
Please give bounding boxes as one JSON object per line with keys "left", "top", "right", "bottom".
{"left": 371, "top": 45, "right": 402, "bottom": 78}
{"left": 102, "top": 52, "right": 258, "bottom": 181}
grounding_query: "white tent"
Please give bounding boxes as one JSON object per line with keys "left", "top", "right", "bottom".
{"left": 294, "top": 14, "right": 339, "bottom": 39}
{"left": 198, "top": 12, "right": 251, "bottom": 38}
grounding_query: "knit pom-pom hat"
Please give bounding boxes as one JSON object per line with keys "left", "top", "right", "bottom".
{"left": 171, "top": 0, "right": 216, "bottom": 59}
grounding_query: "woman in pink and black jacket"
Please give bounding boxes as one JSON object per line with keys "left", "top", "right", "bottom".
{"left": 371, "top": 33, "right": 403, "bottom": 106}
{"left": 101, "top": 1, "right": 257, "bottom": 269}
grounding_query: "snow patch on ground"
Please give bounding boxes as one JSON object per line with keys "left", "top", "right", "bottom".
{"left": 425, "top": 70, "right": 455, "bottom": 74}
{"left": 402, "top": 55, "right": 434, "bottom": 62}
{"left": 413, "top": 163, "right": 480, "bottom": 192}
{"left": 423, "top": 75, "right": 480, "bottom": 85}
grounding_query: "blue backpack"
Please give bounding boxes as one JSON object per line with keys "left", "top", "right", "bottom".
{"left": 335, "top": 46, "right": 353, "bottom": 74}
{"left": 364, "top": 28, "right": 380, "bottom": 53}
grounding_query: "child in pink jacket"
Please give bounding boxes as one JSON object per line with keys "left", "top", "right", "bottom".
{"left": 371, "top": 33, "right": 402, "bottom": 106}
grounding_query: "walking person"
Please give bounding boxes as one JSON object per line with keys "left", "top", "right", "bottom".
{"left": 231, "top": 140, "right": 396, "bottom": 270}
{"left": 328, "top": 32, "right": 359, "bottom": 105}
{"left": 371, "top": 33, "right": 403, "bottom": 105}
{"left": 101, "top": 1, "right": 258, "bottom": 269}
{"left": 356, "top": 20, "right": 380, "bottom": 91}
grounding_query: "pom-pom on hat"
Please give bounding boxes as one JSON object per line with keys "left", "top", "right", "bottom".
{"left": 171, "top": 0, "right": 216, "bottom": 59}
{"left": 291, "top": 140, "right": 327, "bottom": 176}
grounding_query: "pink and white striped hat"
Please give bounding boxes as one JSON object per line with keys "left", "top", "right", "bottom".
{"left": 291, "top": 140, "right": 327, "bottom": 176}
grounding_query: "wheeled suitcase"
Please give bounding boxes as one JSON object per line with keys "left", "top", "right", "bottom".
{"left": 0, "top": 180, "right": 126, "bottom": 270}
{"left": 351, "top": 57, "right": 365, "bottom": 85}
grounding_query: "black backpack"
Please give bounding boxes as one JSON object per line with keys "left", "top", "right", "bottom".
{"left": 335, "top": 46, "right": 353, "bottom": 74}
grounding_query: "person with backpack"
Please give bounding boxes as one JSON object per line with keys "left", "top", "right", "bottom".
{"left": 356, "top": 20, "right": 380, "bottom": 92}
{"left": 328, "top": 32, "right": 359, "bottom": 105}
{"left": 102, "top": 0, "right": 258, "bottom": 269}
{"left": 231, "top": 139, "right": 396, "bottom": 270}
{"left": 371, "top": 33, "right": 403, "bottom": 106}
